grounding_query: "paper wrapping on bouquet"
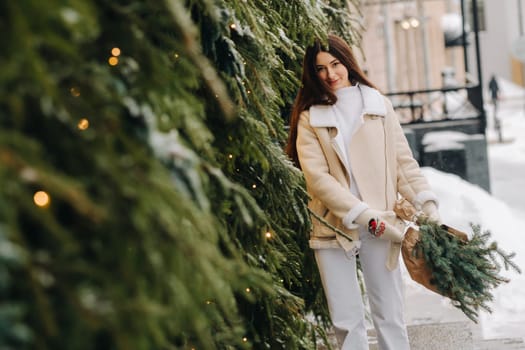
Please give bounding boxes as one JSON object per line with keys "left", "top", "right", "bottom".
{"left": 394, "top": 198, "right": 468, "bottom": 295}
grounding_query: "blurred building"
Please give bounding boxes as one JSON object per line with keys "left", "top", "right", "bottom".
{"left": 479, "top": 0, "right": 525, "bottom": 87}
{"left": 355, "top": 0, "right": 525, "bottom": 93}
{"left": 357, "top": 0, "right": 464, "bottom": 92}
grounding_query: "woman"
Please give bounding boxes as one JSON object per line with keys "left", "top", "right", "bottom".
{"left": 286, "top": 34, "right": 440, "bottom": 350}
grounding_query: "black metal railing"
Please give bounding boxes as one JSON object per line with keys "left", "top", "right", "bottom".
{"left": 386, "top": 84, "right": 486, "bottom": 133}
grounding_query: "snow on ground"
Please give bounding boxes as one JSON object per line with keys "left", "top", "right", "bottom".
{"left": 407, "top": 82, "right": 525, "bottom": 340}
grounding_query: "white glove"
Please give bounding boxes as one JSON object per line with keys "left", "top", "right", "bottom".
{"left": 422, "top": 201, "right": 441, "bottom": 224}
{"left": 354, "top": 209, "right": 404, "bottom": 242}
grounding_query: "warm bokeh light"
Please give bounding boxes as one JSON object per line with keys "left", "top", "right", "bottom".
{"left": 410, "top": 18, "right": 420, "bottom": 28}
{"left": 34, "top": 191, "right": 50, "bottom": 207}
{"left": 108, "top": 56, "right": 119, "bottom": 66}
{"left": 69, "top": 87, "right": 80, "bottom": 97}
{"left": 229, "top": 23, "right": 236, "bottom": 30}
{"left": 111, "top": 47, "right": 121, "bottom": 56}
{"left": 265, "top": 231, "right": 272, "bottom": 238}
{"left": 245, "top": 287, "right": 251, "bottom": 293}
{"left": 77, "top": 118, "right": 89, "bottom": 130}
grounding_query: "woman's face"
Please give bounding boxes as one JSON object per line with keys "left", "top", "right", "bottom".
{"left": 315, "top": 51, "right": 351, "bottom": 91}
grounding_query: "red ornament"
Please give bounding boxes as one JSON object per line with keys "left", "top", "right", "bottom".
{"left": 368, "top": 218, "right": 385, "bottom": 237}
{"left": 368, "top": 218, "right": 378, "bottom": 236}
{"left": 376, "top": 221, "right": 385, "bottom": 237}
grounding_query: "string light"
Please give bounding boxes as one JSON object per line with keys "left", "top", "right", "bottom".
{"left": 228, "top": 154, "right": 233, "bottom": 159}
{"left": 206, "top": 300, "right": 212, "bottom": 305}
{"left": 242, "top": 337, "right": 248, "bottom": 342}
{"left": 245, "top": 287, "right": 251, "bottom": 293}
{"left": 265, "top": 231, "right": 272, "bottom": 239}
{"left": 174, "top": 53, "right": 179, "bottom": 59}
{"left": 69, "top": 87, "right": 80, "bottom": 97}
{"left": 229, "top": 23, "right": 236, "bottom": 30}
{"left": 34, "top": 191, "right": 50, "bottom": 207}
{"left": 111, "top": 47, "right": 121, "bottom": 56}
{"left": 251, "top": 184, "right": 256, "bottom": 189}
{"left": 247, "top": 90, "right": 251, "bottom": 94}
{"left": 77, "top": 118, "right": 89, "bottom": 130}
{"left": 108, "top": 56, "right": 119, "bottom": 66}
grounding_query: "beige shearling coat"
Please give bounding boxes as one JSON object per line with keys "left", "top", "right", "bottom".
{"left": 296, "top": 85, "right": 436, "bottom": 269}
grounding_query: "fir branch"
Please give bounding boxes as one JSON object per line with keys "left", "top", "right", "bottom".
{"left": 308, "top": 208, "right": 353, "bottom": 243}
{"left": 416, "top": 216, "right": 521, "bottom": 322}
{"left": 164, "top": 0, "right": 235, "bottom": 120}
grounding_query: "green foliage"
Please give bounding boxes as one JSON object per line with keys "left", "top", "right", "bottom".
{"left": 417, "top": 218, "right": 521, "bottom": 322}
{"left": 0, "top": 0, "right": 361, "bottom": 349}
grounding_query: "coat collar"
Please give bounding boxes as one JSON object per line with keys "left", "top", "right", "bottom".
{"left": 309, "top": 84, "right": 387, "bottom": 128}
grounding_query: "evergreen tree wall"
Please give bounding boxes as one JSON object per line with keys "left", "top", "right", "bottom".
{"left": 0, "top": 1, "right": 360, "bottom": 349}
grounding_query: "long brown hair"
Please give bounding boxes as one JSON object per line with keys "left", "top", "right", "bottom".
{"left": 285, "top": 34, "right": 377, "bottom": 168}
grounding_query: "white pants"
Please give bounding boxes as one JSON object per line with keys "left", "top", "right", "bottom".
{"left": 314, "top": 229, "right": 410, "bottom": 350}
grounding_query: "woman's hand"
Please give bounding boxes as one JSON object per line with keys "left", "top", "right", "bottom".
{"left": 422, "top": 201, "right": 441, "bottom": 224}
{"left": 354, "top": 209, "right": 404, "bottom": 242}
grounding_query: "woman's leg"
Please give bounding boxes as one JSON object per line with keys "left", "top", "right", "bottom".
{"left": 358, "top": 232, "right": 410, "bottom": 350}
{"left": 315, "top": 249, "right": 368, "bottom": 350}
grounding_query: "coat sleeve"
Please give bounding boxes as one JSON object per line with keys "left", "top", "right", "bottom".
{"left": 296, "top": 111, "right": 367, "bottom": 222}
{"left": 385, "top": 98, "right": 438, "bottom": 208}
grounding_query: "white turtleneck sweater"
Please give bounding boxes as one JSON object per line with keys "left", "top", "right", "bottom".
{"left": 332, "top": 85, "right": 364, "bottom": 198}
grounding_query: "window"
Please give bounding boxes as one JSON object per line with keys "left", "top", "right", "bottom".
{"left": 468, "top": 0, "right": 486, "bottom": 32}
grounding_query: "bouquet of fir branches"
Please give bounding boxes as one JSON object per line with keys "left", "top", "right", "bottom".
{"left": 394, "top": 198, "right": 522, "bottom": 322}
